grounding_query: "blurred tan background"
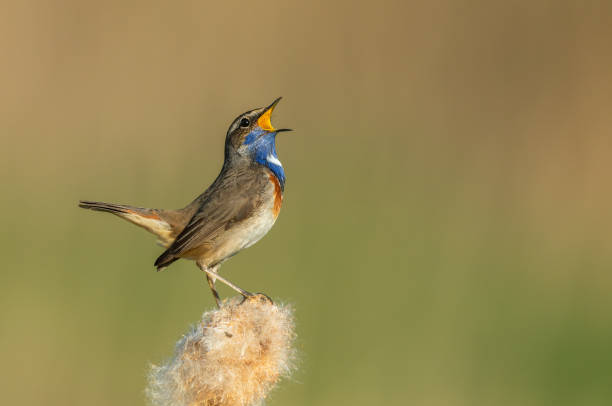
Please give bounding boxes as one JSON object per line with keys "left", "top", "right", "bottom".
{"left": 1, "top": 1, "right": 612, "bottom": 405}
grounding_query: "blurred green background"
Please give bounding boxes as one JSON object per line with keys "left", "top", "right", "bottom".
{"left": 1, "top": 1, "right": 612, "bottom": 405}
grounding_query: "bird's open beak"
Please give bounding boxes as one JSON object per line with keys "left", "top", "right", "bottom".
{"left": 257, "top": 97, "right": 292, "bottom": 133}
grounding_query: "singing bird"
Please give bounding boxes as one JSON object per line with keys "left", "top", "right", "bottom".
{"left": 79, "top": 98, "right": 291, "bottom": 307}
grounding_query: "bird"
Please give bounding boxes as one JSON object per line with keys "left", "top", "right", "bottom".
{"left": 79, "top": 97, "right": 291, "bottom": 307}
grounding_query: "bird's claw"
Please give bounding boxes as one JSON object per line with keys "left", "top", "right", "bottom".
{"left": 240, "top": 292, "right": 273, "bottom": 305}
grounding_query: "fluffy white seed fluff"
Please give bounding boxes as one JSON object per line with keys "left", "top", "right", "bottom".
{"left": 146, "top": 295, "right": 296, "bottom": 406}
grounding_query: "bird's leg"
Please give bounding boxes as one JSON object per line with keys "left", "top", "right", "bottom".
{"left": 205, "top": 270, "right": 222, "bottom": 308}
{"left": 197, "top": 261, "right": 253, "bottom": 302}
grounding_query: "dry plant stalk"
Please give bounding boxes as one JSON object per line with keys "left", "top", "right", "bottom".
{"left": 147, "top": 295, "right": 296, "bottom": 406}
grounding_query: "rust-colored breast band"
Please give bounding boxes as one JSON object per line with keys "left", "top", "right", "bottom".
{"left": 268, "top": 173, "right": 283, "bottom": 217}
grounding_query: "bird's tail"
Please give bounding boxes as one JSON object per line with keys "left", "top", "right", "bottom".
{"left": 78, "top": 200, "right": 175, "bottom": 247}
{"left": 79, "top": 200, "right": 137, "bottom": 215}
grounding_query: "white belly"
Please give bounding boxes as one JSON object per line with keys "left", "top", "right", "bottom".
{"left": 241, "top": 206, "right": 278, "bottom": 249}
{"left": 212, "top": 198, "right": 279, "bottom": 263}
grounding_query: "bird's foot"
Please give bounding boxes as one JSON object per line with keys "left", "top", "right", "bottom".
{"left": 240, "top": 292, "right": 273, "bottom": 305}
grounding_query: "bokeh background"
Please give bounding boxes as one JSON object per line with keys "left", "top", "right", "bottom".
{"left": 1, "top": 1, "right": 611, "bottom": 405}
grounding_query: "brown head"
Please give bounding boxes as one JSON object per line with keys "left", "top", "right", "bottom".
{"left": 222, "top": 97, "right": 291, "bottom": 188}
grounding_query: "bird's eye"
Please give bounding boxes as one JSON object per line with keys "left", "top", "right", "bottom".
{"left": 240, "top": 118, "right": 250, "bottom": 128}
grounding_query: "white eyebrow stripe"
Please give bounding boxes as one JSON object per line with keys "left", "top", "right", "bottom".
{"left": 266, "top": 154, "right": 283, "bottom": 167}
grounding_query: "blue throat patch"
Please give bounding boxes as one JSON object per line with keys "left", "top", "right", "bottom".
{"left": 244, "top": 128, "right": 286, "bottom": 190}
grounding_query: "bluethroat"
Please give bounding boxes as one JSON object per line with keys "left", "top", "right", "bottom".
{"left": 79, "top": 98, "right": 291, "bottom": 307}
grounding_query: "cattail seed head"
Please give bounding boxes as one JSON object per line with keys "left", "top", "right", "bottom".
{"left": 147, "top": 295, "right": 296, "bottom": 406}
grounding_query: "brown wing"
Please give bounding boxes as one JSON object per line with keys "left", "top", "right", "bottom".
{"left": 154, "top": 166, "right": 269, "bottom": 269}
